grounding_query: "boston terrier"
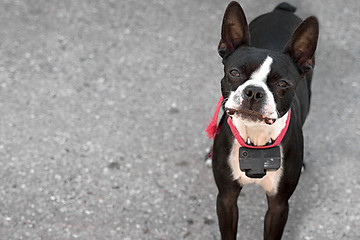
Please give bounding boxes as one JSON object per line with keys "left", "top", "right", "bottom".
{"left": 205, "top": 2, "right": 319, "bottom": 239}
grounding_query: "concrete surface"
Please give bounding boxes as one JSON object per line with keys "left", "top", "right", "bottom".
{"left": 0, "top": 0, "right": 359, "bottom": 239}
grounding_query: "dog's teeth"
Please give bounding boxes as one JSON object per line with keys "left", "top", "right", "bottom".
{"left": 268, "top": 139, "right": 273, "bottom": 144}
{"left": 247, "top": 138, "right": 251, "bottom": 144}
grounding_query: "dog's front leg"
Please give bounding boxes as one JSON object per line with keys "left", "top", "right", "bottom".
{"left": 263, "top": 195, "right": 289, "bottom": 240}
{"left": 216, "top": 181, "right": 242, "bottom": 240}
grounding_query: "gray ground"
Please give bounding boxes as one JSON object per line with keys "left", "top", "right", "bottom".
{"left": 0, "top": 0, "right": 359, "bottom": 239}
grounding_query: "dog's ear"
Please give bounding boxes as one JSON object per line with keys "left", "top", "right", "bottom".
{"left": 283, "top": 16, "right": 319, "bottom": 75}
{"left": 218, "top": 1, "right": 250, "bottom": 58}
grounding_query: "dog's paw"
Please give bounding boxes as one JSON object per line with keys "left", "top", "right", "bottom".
{"left": 301, "top": 162, "right": 306, "bottom": 173}
{"left": 205, "top": 157, "right": 212, "bottom": 168}
{"left": 204, "top": 148, "right": 212, "bottom": 168}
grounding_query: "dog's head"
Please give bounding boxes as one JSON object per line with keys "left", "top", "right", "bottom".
{"left": 219, "top": 1, "right": 318, "bottom": 126}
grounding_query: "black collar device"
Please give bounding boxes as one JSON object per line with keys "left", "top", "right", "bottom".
{"left": 239, "top": 146, "right": 281, "bottom": 178}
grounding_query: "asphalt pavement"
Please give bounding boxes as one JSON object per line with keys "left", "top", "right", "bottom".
{"left": 0, "top": 0, "right": 359, "bottom": 239}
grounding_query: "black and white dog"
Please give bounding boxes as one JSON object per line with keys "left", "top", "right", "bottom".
{"left": 206, "top": 2, "right": 318, "bottom": 239}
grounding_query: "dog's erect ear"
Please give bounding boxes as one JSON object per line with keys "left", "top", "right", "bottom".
{"left": 218, "top": 1, "right": 250, "bottom": 58}
{"left": 283, "top": 16, "right": 319, "bottom": 74}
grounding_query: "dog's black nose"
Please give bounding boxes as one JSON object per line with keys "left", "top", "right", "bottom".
{"left": 244, "top": 86, "right": 265, "bottom": 102}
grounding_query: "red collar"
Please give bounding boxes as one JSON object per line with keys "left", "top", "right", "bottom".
{"left": 205, "top": 96, "right": 291, "bottom": 149}
{"left": 227, "top": 109, "right": 291, "bottom": 149}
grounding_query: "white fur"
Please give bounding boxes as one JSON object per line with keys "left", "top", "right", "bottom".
{"left": 232, "top": 111, "right": 289, "bottom": 146}
{"left": 228, "top": 110, "right": 289, "bottom": 195}
{"left": 250, "top": 56, "right": 273, "bottom": 83}
{"left": 225, "top": 56, "right": 277, "bottom": 119}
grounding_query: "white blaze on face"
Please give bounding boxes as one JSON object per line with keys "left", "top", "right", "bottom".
{"left": 250, "top": 56, "right": 273, "bottom": 83}
{"left": 225, "top": 55, "right": 277, "bottom": 119}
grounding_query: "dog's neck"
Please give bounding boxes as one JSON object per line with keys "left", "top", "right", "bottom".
{"left": 232, "top": 112, "right": 289, "bottom": 146}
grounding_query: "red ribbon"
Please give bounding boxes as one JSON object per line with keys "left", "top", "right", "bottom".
{"left": 205, "top": 96, "right": 224, "bottom": 139}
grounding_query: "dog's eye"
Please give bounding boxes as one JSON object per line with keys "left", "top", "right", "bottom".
{"left": 277, "top": 80, "right": 288, "bottom": 88}
{"left": 229, "top": 69, "right": 241, "bottom": 78}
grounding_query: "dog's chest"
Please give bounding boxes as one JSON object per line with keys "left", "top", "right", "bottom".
{"left": 228, "top": 140, "right": 283, "bottom": 196}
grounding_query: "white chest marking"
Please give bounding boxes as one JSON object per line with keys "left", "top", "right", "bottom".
{"left": 232, "top": 111, "right": 289, "bottom": 146}
{"left": 228, "top": 140, "right": 284, "bottom": 196}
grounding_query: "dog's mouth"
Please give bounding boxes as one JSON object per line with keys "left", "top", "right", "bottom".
{"left": 226, "top": 108, "right": 276, "bottom": 125}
